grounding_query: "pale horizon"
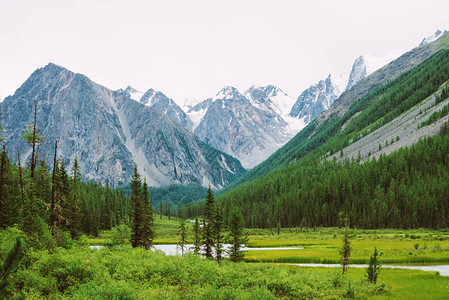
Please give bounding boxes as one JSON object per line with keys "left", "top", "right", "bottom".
{"left": 1, "top": 0, "right": 448, "bottom": 105}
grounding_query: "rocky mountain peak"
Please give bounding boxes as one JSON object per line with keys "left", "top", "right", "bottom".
{"left": 216, "top": 86, "right": 242, "bottom": 99}
{"left": 345, "top": 55, "right": 367, "bottom": 92}
{"left": 419, "top": 30, "right": 448, "bottom": 46}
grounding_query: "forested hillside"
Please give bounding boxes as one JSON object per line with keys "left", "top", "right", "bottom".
{"left": 222, "top": 34, "right": 449, "bottom": 192}
{"left": 184, "top": 49, "right": 449, "bottom": 229}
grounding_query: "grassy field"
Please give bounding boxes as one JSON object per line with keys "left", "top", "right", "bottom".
{"left": 84, "top": 220, "right": 449, "bottom": 298}
{"left": 89, "top": 218, "right": 449, "bottom": 264}
{"left": 245, "top": 227, "right": 449, "bottom": 264}
{"left": 279, "top": 265, "right": 449, "bottom": 299}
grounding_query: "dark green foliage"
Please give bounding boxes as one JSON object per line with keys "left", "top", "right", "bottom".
{"left": 147, "top": 184, "right": 207, "bottom": 215}
{"left": 177, "top": 219, "right": 187, "bottom": 257}
{"left": 182, "top": 50, "right": 449, "bottom": 230}
{"left": 214, "top": 205, "right": 224, "bottom": 263}
{"left": 192, "top": 218, "right": 201, "bottom": 255}
{"left": 140, "top": 178, "right": 154, "bottom": 250}
{"left": 340, "top": 218, "right": 351, "bottom": 274}
{"left": 419, "top": 102, "right": 449, "bottom": 128}
{"left": 222, "top": 49, "right": 449, "bottom": 195}
{"left": 0, "top": 237, "right": 24, "bottom": 298}
{"left": 227, "top": 208, "right": 248, "bottom": 263}
{"left": 67, "top": 157, "right": 81, "bottom": 239}
{"left": 366, "top": 247, "right": 381, "bottom": 284}
{"left": 129, "top": 165, "right": 142, "bottom": 248}
{"left": 203, "top": 185, "right": 215, "bottom": 259}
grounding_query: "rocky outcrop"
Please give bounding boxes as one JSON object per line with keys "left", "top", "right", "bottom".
{"left": 0, "top": 63, "right": 245, "bottom": 188}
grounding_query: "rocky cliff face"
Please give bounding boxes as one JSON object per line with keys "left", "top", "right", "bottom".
{"left": 289, "top": 75, "right": 338, "bottom": 124}
{"left": 345, "top": 56, "right": 367, "bottom": 92}
{"left": 0, "top": 63, "right": 245, "bottom": 188}
{"left": 120, "top": 87, "right": 192, "bottom": 129}
{"left": 190, "top": 87, "right": 292, "bottom": 169}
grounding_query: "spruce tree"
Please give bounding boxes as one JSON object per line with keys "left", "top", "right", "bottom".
{"left": 68, "top": 156, "right": 81, "bottom": 239}
{"left": 214, "top": 205, "right": 224, "bottom": 263}
{"left": 227, "top": 208, "right": 248, "bottom": 262}
{"left": 140, "top": 178, "right": 154, "bottom": 250}
{"left": 0, "top": 146, "right": 11, "bottom": 228}
{"left": 340, "top": 217, "right": 351, "bottom": 274}
{"left": 203, "top": 185, "right": 215, "bottom": 259}
{"left": 21, "top": 99, "right": 45, "bottom": 179}
{"left": 178, "top": 219, "right": 187, "bottom": 257}
{"left": 129, "top": 165, "right": 142, "bottom": 248}
{"left": 192, "top": 217, "right": 201, "bottom": 255}
{"left": 366, "top": 247, "right": 381, "bottom": 284}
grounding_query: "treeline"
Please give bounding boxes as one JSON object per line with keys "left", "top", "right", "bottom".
{"left": 0, "top": 104, "right": 128, "bottom": 248}
{"left": 223, "top": 49, "right": 449, "bottom": 194}
{"left": 183, "top": 49, "right": 449, "bottom": 230}
{"left": 185, "top": 123, "right": 449, "bottom": 229}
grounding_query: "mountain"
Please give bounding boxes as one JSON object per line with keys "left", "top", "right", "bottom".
{"left": 221, "top": 31, "right": 449, "bottom": 192}
{"left": 289, "top": 75, "right": 338, "bottom": 125}
{"left": 345, "top": 56, "right": 367, "bottom": 92}
{"left": 0, "top": 63, "right": 245, "bottom": 188}
{"left": 419, "top": 29, "right": 448, "bottom": 46}
{"left": 189, "top": 86, "right": 292, "bottom": 169}
{"left": 213, "top": 40, "right": 449, "bottom": 230}
{"left": 120, "top": 87, "right": 192, "bottom": 129}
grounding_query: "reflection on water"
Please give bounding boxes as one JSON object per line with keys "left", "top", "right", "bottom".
{"left": 284, "top": 263, "right": 449, "bottom": 276}
{"left": 90, "top": 244, "right": 303, "bottom": 256}
{"left": 90, "top": 245, "right": 448, "bottom": 276}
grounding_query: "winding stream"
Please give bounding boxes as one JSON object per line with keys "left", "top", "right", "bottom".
{"left": 90, "top": 244, "right": 449, "bottom": 276}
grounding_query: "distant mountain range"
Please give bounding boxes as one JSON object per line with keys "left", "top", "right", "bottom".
{"left": 0, "top": 64, "right": 245, "bottom": 188}
{"left": 1, "top": 30, "right": 445, "bottom": 188}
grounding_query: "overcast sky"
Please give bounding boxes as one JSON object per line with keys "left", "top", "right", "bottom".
{"left": 1, "top": 0, "right": 448, "bottom": 104}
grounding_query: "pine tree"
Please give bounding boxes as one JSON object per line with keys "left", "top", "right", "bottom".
{"left": 0, "top": 146, "right": 11, "bottom": 228}
{"left": 178, "top": 219, "right": 187, "bottom": 257}
{"left": 140, "top": 178, "right": 154, "bottom": 250}
{"left": 214, "top": 205, "right": 224, "bottom": 263}
{"left": 67, "top": 156, "right": 81, "bottom": 239}
{"left": 192, "top": 217, "right": 201, "bottom": 255}
{"left": 203, "top": 185, "right": 215, "bottom": 259}
{"left": 227, "top": 208, "right": 248, "bottom": 262}
{"left": 340, "top": 217, "right": 351, "bottom": 274}
{"left": 366, "top": 247, "right": 381, "bottom": 284}
{"left": 129, "top": 165, "right": 142, "bottom": 248}
{"left": 21, "top": 99, "right": 45, "bottom": 179}
{"left": 159, "top": 201, "right": 163, "bottom": 220}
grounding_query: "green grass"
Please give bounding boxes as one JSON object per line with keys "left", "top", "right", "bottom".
{"left": 245, "top": 227, "right": 449, "bottom": 264}
{"left": 278, "top": 265, "right": 449, "bottom": 299}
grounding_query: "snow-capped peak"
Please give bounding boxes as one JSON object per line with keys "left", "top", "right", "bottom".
{"left": 119, "top": 86, "right": 145, "bottom": 102}
{"left": 244, "top": 85, "right": 296, "bottom": 118}
{"left": 419, "top": 30, "right": 448, "bottom": 46}
{"left": 345, "top": 56, "right": 367, "bottom": 92}
{"left": 216, "top": 86, "right": 241, "bottom": 99}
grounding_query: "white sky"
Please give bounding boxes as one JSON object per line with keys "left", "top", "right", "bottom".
{"left": 0, "top": 0, "right": 448, "bottom": 104}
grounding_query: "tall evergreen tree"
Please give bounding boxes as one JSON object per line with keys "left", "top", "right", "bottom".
{"left": 129, "top": 165, "right": 143, "bottom": 248}
{"left": 21, "top": 99, "right": 45, "bottom": 179}
{"left": 214, "top": 205, "right": 224, "bottom": 263}
{"left": 192, "top": 217, "right": 201, "bottom": 255}
{"left": 140, "top": 178, "right": 154, "bottom": 250}
{"left": 340, "top": 217, "right": 351, "bottom": 274}
{"left": 68, "top": 156, "right": 81, "bottom": 239}
{"left": 178, "top": 219, "right": 187, "bottom": 257}
{"left": 227, "top": 208, "right": 247, "bottom": 262}
{"left": 366, "top": 247, "right": 381, "bottom": 284}
{"left": 0, "top": 146, "right": 11, "bottom": 228}
{"left": 203, "top": 185, "right": 215, "bottom": 259}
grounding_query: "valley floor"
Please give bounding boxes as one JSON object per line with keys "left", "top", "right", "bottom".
{"left": 82, "top": 217, "right": 449, "bottom": 299}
